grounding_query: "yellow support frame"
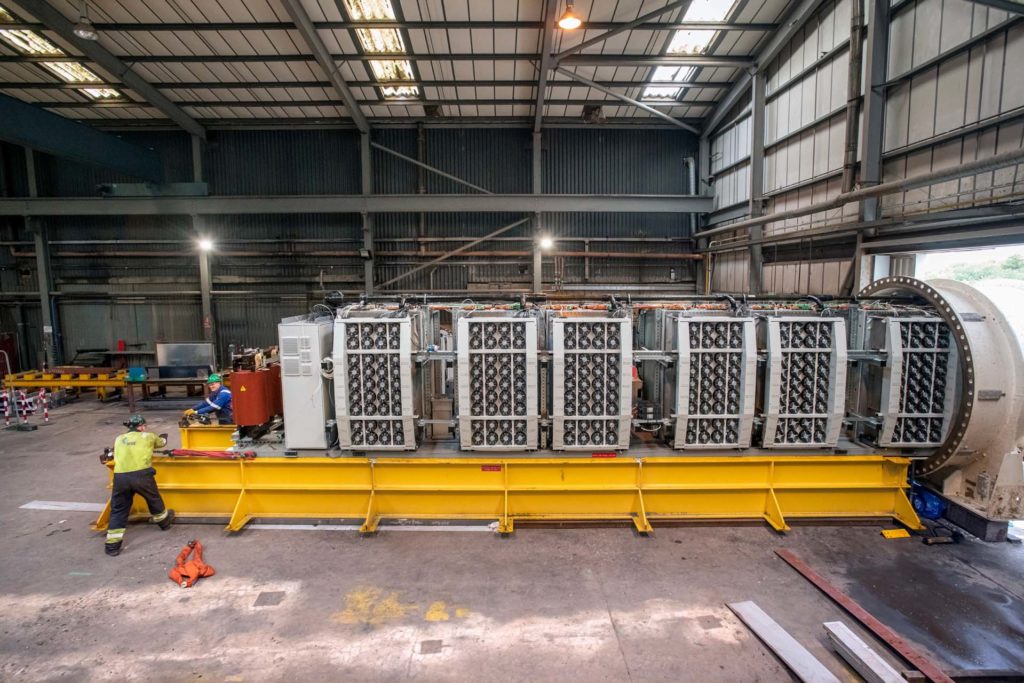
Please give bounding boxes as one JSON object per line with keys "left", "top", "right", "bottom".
{"left": 179, "top": 425, "right": 235, "bottom": 450}
{"left": 4, "top": 371, "right": 126, "bottom": 400}
{"left": 91, "top": 455, "right": 923, "bottom": 534}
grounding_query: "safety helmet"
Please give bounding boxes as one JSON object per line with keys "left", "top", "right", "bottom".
{"left": 207, "top": 373, "right": 223, "bottom": 384}
{"left": 124, "top": 414, "right": 146, "bottom": 430}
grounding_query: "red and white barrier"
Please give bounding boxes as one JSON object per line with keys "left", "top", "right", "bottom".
{"left": 2, "top": 391, "right": 9, "bottom": 428}
{"left": 18, "top": 390, "right": 28, "bottom": 424}
{"left": 38, "top": 388, "right": 48, "bottom": 423}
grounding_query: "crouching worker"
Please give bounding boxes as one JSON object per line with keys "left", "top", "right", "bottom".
{"left": 104, "top": 414, "right": 175, "bottom": 557}
{"left": 183, "top": 373, "right": 233, "bottom": 425}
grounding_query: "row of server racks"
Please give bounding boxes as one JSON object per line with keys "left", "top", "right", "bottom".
{"left": 276, "top": 302, "right": 957, "bottom": 456}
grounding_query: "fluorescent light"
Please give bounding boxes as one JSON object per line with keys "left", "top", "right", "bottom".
{"left": 197, "top": 238, "right": 214, "bottom": 252}
{"left": 369, "top": 59, "right": 415, "bottom": 81}
{"left": 342, "top": 0, "right": 397, "bottom": 21}
{"left": 642, "top": 86, "right": 682, "bottom": 100}
{"left": 380, "top": 85, "right": 420, "bottom": 99}
{"left": 539, "top": 236, "right": 555, "bottom": 250}
{"left": 80, "top": 87, "right": 121, "bottom": 100}
{"left": 0, "top": 28, "right": 62, "bottom": 54}
{"left": 355, "top": 27, "right": 405, "bottom": 53}
{"left": 683, "top": 0, "right": 737, "bottom": 22}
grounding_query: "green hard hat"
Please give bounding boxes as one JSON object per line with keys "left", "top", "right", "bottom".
{"left": 124, "top": 414, "right": 146, "bottom": 430}
{"left": 207, "top": 373, "right": 223, "bottom": 384}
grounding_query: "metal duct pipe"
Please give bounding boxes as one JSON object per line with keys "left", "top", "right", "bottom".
{"left": 698, "top": 146, "right": 1024, "bottom": 239}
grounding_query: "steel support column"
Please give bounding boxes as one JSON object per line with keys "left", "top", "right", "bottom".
{"left": 532, "top": 131, "right": 543, "bottom": 293}
{"left": 855, "top": 0, "right": 890, "bottom": 289}
{"left": 24, "top": 149, "right": 58, "bottom": 367}
{"left": 748, "top": 72, "right": 766, "bottom": 294}
{"left": 361, "top": 133, "right": 374, "bottom": 294}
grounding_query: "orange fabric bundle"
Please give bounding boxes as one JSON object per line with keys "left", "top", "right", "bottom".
{"left": 168, "top": 540, "right": 216, "bottom": 588}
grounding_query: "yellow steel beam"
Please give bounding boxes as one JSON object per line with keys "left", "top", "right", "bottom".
{"left": 4, "top": 371, "right": 126, "bottom": 390}
{"left": 91, "top": 455, "right": 923, "bottom": 534}
{"left": 179, "top": 425, "right": 235, "bottom": 450}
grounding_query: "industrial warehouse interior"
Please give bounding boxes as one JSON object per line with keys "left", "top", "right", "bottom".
{"left": 1, "top": 0, "right": 1023, "bottom": 679}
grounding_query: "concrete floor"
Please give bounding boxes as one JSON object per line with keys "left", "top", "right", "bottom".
{"left": 2, "top": 401, "right": 1023, "bottom": 682}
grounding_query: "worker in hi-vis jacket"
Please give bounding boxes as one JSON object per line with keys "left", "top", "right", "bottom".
{"left": 103, "top": 414, "right": 174, "bottom": 556}
{"left": 183, "top": 373, "right": 233, "bottom": 424}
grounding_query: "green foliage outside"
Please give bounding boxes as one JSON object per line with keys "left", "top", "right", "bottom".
{"left": 931, "top": 254, "right": 1024, "bottom": 282}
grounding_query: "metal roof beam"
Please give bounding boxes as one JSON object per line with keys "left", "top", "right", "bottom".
{"left": 533, "top": 0, "right": 558, "bottom": 133}
{"left": 5, "top": 20, "right": 779, "bottom": 31}
{"left": 7, "top": 0, "right": 206, "bottom": 139}
{"left": 0, "top": 54, "right": 754, "bottom": 66}
{"left": 279, "top": 0, "right": 368, "bottom": 133}
{"left": 0, "top": 92, "right": 163, "bottom": 180}
{"left": 36, "top": 99, "right": 712, "bottom": 109}
{"left": 0, "top": 194, "right": 714, "bottom": 215}
{"left": 702, "top": 0, "right": 829, "bottom": 137}
{"left": 0, "top": 79, "right": 735, "bottom": 90}
{"left": 554, "top": 68, "right": 701, "bottom": 133}
{"left": 555, "top": 0, "right": 690, "bottom": 60}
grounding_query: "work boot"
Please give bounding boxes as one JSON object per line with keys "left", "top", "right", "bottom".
{"left": 105, "top": 541, "right": 122, "bottom": 557}
{"left": 158, "top": 509, "right": 176, "bottom": 530}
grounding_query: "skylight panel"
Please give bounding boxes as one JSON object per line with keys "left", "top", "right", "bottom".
{"left": 0, "top": 28, "right": 62, "bottom": 55}
{"left": 666, "top": 29, "right": 717, "bottom": 55}
{"left": 355, "top": 27, "right": 405, "bottom": 53}
{"left": 0, "top": 6, "right": 14, "bottom": 22}
{"left": 342, "top": 0, "right": 397, "bottom": 21}
{"left": 683, "top": 0, "right": 737, "bottom": 22}
{"left": 651, "top": 66, "right": 696, "bottom": 84}
{"left": 370, "top": 59, "right": 415, "bottom": 82}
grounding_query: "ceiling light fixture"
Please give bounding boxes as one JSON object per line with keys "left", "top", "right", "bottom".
{"left": 557, "top": 2, "right": 582, "bottom": 30}
{"left": 539, "top": 236, "right": 555, "bottom": 250}
{"left": 73, "top": 0, "right": 98, "bottom": 41}
{"left": 197, "top": 238, "right": 214, "bottom": 252}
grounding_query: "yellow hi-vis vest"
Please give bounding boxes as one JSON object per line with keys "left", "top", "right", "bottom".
{"left": 112, "top": 431, "right": 168, "bottom": 474}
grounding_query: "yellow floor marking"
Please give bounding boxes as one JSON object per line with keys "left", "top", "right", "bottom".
{"left": 425, "top": 601, "right": 450, "bottom": 622}
{"left": 333, "top": 587, "right": 418, "bottom": 626}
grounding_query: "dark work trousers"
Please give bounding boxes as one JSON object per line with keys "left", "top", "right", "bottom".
{"left": 108, "top": 468, "right": 167, "bottom": 532}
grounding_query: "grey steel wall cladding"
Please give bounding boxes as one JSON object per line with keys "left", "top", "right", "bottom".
{"left": 204, "top": 129, "right": 361, "bottom": 196}
{"left": 543, "top": 128, "right": 697, "bottom": 194}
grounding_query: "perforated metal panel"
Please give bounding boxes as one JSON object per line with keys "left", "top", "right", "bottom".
{"left": 877, "top": 317, "right": 957, "bottom": 447}
{"left": 763, "top": 317, "right": 847, "bottom": 448}
{"left": 673, "top": 317, "right": 757, "bottom": 449}
{"left": 551, "top": 317, "right": 633, "bottom": 450}
{"left": 456, "top": 316, "right": 539, "bottom": 450}
{"left": 333, "top": 317, "right": 416, "bottom": 451}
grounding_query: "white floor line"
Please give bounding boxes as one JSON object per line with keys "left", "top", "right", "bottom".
{"left": 20, "top": 500, "right": 106, "bottom": 512}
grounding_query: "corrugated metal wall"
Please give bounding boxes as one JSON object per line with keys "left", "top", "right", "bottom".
{"left": 0, "top": 126, "right": 698, "bottom": 365}
{"left": 709, "top": 0, "right": 1022, "bottom": 294}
